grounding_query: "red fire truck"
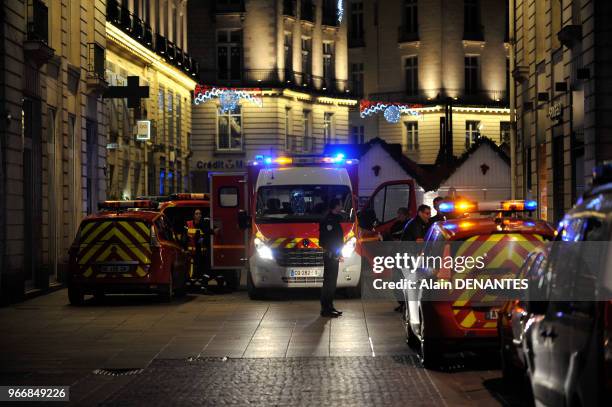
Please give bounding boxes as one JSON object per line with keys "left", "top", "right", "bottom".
{"left": 207, "top": 154, "right": 417, "bottom": 299}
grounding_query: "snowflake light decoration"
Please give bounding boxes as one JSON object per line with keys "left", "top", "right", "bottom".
{"left": 193, "top": 85, "right": 263, "bottom": 110}
{"left": 360, "top": 100, "right": 423, "bottom": 123}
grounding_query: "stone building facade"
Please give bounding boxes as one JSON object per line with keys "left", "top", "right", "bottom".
{"left": 347, "top": 0, "right": 511, "bottom": 164}
{"left": 512, "top": 0, "right": 612, "bottom": 224}
{"left": 187, "top": 0, "right": 355, "bottom": 190}
{"left": 0, "top": 0, "right": 107, "bottom": 302}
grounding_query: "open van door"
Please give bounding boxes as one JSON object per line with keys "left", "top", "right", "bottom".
{"left": 210, "top": 173, "right": 248, "bottom": 274}
{"left": 359, "top": 180, "right": 417, "bottom": 239}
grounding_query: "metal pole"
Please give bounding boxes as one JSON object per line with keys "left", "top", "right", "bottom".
{"left": 509, "top": 0, "right": 517, "bottom": 199}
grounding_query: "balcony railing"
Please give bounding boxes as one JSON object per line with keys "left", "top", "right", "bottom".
{"left": 369, "top": 89, "right": 508, "bottom": 106}
{"left": 301, "top": 1, "right": 315, "bottom": 23}
{"left": 199, "top": 68, "right": 353, "bottom": 96}
{"left": 398, "top": 27, "right": 419, "bottom": 43}
{"left": 283, "top": 0, "right": 296, "bottom": 17}
{"left": 214, "top": 0, "right": 245, "bottom": 14}
{"left": 27, "top": 0, "right": 49, "bottom": 43}
{"left": 87, "top": 43, "right": 105, "bottom": 80}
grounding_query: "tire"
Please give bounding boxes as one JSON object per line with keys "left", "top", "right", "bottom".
{"left": 500, "top": 332, "right": 522, "bottom": 381}
{"left": 247, "top": 271, "right": 263, "bottom": 300}
{"left": 159, "top": 273, "right": 173, "bottom": 302}
{"left": 173, "top": 266, "right": 187, "bottom": 297}
{"left": 419, "top": 309, "right": 442, "bottom": 369}
{"left": 225, "top": 269, "right": 240, "bottom": 291}
{"left": 68, "top": 285, "right": 84, "bottom": 306}
{"left": 403, "top": 303, "right": 419, "bottom": 349}
{"left": 345, "top": 274, "right": 362, "bottom": 299}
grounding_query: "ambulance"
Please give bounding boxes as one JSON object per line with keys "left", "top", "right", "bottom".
{"left": 67, "top": 200, "right": 191, "bottom": 304}
{"left": 209, "top": 154, "right": 417, "bottom": 299}
{"left": 402, "top": 199, "right": 555, "bottom": 368}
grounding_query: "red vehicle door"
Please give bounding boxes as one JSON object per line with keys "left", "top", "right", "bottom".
{"left": 210, "top": 173, "right": 247, "bottom": 269}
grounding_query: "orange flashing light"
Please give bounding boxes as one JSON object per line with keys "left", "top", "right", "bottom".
{"left": 274, "top": 157, "right": 293, "bottom": 165}
{"left": 455, "top": 201, "right": 477, "bottom": 212}
{"left": 98, "top": 200, "right": 158, "bottom": 210}
{"left": 171, "top": 193, "right": 210, "bottom": 201}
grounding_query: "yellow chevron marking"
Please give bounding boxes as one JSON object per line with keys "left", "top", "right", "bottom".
{"left": 271, "top": 238, "right": 285, "bottom": 248}
{"left": 83, "top": 221, "right": 112, "bottom": 244}
{"left": 483, "top": 321, "right": 497, "bottom": 329}
{"left": 460, "top": 311, "right": 477, "bottom": 328}
{"left": 122, "top": 273, "right": 132, "bottom": 278}
{"left": 83, "top": 267, "right": 93, "bottom": 277}
{"left": 119, "top": 221, "right": 148, "bottom": 243}
{"left": 453, "top": 299, "right": 468, "bottom": 307}
{"left": 135, "top": 221, "right": 150, "bottom": 236}
{"left": 135, "top": 266, "right": 147, "bottom": 277}
{"left": 453, "top": 309, "right": 460, "bottom": 315}
{"left": 80, "top": 222, "right": 96, "bottom": 237}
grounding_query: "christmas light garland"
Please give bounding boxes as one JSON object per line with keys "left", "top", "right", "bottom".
{"left": 193, "top": 85, "right": 263, "bottom": 112}
{"left": 337, "top": 0, "right": 344, "bottom": 23}
{"left": 359, "top": 100, "right": 423, "bottom": 123}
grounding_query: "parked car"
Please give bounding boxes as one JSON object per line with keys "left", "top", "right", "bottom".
{"left": 522, "top": 163, "right": 612, "bottom": 406}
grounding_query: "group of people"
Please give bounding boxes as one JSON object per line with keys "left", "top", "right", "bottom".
{"left": 386, "top": 197, "right": 447, "bottom": 313}
{"left": 317, "top": 197, "right": 447, "bottom": 318}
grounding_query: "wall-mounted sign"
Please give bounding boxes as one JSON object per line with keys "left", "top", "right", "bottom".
{"left": 196, "top": 159, "right": 244, "bottom": 170}
{"left": 548, "top": 101, "right": 563, "bottom": 121}
{"left": 136, "top": 120, "right": 151, "bottom": 140}
{"left": 106, "top": 143, "right": 119, "bottom": 150}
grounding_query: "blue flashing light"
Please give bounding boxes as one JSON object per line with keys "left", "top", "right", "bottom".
{"left": 443, "top": 223, "right": 457, "bottom": 230}
{"left": 255, "top": 155, "right": 264, "bottom": 161}
{"left": 524, "top": 221, "right": 536, "bottom": 227}
{"left": 524, "top": 200, "right": 537, "bottom": 211}
{"left": 264, "top": 157, "right": 273, "bottom": 165}
{"left": 439, "top": 202, "right": 455, "bottom": 213}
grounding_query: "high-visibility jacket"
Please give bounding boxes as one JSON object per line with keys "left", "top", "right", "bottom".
{"left": 185, "top": 220, "right": 206, "bottom": 255}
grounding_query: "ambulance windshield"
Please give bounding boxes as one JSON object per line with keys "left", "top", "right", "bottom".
{"left": 255, "top": 185, "right": 353, "bottom": 223}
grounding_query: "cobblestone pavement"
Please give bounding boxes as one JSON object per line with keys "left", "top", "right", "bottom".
{"left": 0, "top": 289, "right": 532, "bottom": 406}
{"left": 100, "top": 356, "right": 444, "bottom": 407}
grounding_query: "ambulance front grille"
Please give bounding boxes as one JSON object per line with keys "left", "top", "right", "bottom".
{"left": 282, "top": 277, "right": 324, "bottom": 284}
{"left": 274, "top": 248, "right": 324, "bottom": 267}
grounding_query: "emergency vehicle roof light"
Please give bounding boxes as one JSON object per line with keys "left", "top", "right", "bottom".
{"left": 249, "top": 154, "right": 358, "bottom": 166}
{"left": 499, "top": 200, "right": 537, "bottom": 211}
{"left": 439, "top": 200, "right": 477, "bottom": 214}
{"left": 170, "top": 193, "right": 210, "bottom": 201}
{"left": 98, "top": 200, "right": 159, "bottom": 210}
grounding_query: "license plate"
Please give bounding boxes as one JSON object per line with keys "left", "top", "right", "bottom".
{"left": 290, "top": 269, "right": 321, "bottom": 278}
{"left": 485, "top": 310, "right": 499, "bottom": 320}
{"left": 99, "top": 265, "right": 130, "bottom": 273}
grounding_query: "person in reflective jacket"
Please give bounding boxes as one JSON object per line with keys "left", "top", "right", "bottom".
{"left": 318, "top": 199, "right": 344, "bottom": 318}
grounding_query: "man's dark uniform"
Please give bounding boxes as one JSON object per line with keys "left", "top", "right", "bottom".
{"left": 386, "top": 218, "right": 409, "bottom": 241}
{"left": 185, "top": 218, "right": 213, "bottom": 280}
{"left": 400, "top": 215, "right": 430, "bottom": 241}
{"left": 319, "top": 212, "right": 344, "bottom": 313}
{"left": 430, "top": 213, "right": 445, "bottom": 225}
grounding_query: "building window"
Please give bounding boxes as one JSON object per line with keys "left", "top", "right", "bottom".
{"left": 464, "top": 0, "right": 482, "bottom": 40}
{"left": 404, "top": 56, "right": 418, "bottom": 96}
{"left": 303, "top": 110, "right": 313, "bottom": 152}
{"left": 159, "top": 157, "right": 166, "bottom": 195}
{"left": 177, "top": 97, "right": 182, "bottom": 149}
{"left": 349, "top": 1, "right": 364, "bottom": 45}
{"left": 465, "top": 56, "right": 479, "bottom": 94}
{"left": 351, "top": 63, "right": 364, "bottom": 96}
{"left": 217, "top": 29, "right": 242, "bottom": 81}
{"left": 351, "top": 126, "right": 365, "bottom": 144}
{"left": 323, "top": 112, "right": 334, "bottom": 144}
{"left": 285, "top": 108, "right": 296, "bottom": 151}
{"left": 403, "top": 0, "right": 418, "bottom": 35}
{"left": 323, "top": 42, "right": 334, "bottom": 89}
{"left": 301, "top": 37, "right": 312, "bottom": 77}
{"left": 465, "top": 120, "right": 481, "bottom": 148}
{"left": 500, "top": 122, "right": 511, "bottom": 145}
{"left": 405, "top": 122, "right": 418, "bottom": 150}
{"left": 167, "top": 90, "right": 174, "bottom": 146}
{"left": 284, "top": 32, "right": 293, "bottom": 71}
{"left": 217, "top": 105, "right": 242, "bottom": 151}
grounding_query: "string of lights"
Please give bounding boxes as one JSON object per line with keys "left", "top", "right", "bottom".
{"left": 337, "top": 0, "right": 344, "bottom": 23}
{"left": 359, "top": 100, "right": 423, "bottom": 123}
{"left": 193, "top": 85, "right": 263, "bottom": 112}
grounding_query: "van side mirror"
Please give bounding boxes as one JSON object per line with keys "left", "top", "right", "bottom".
{"left": 238, "top": 210, "right": 251, "bottom": 229}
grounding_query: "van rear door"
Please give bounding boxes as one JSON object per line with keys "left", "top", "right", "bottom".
{"left": 210, "top": 173, "right": 248, "bottom": 269}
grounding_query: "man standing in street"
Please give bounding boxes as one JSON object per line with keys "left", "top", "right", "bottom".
{"left": 185, "top": 209, "right": 213, "bottom": 291}
{"left": 395, "top": 204, "right": 432, "bottom": 312}
{"left": 400, "top": 204, "right": 432, "bottom": 242}
{"left": 319, "top": 199, "right": 344, "bottom": 318}
{"left": 430, "top": 197, "right": 446, "bottom": 224}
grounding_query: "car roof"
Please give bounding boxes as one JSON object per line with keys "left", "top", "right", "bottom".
{"left": 566, "top": 182, "right": 612, "bottom": 219}
{"left": 433, "top": 217, "right": 556, "bottom": 240}
{"left": 81, "top": 210, "right": 161, "bottom": 223}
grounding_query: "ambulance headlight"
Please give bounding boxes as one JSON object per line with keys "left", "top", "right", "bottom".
{"left": 254, "top": 238, "right": 274, "bottom": 260}
{"left": 341, "top": 237, "right": 357, "bottom": 258}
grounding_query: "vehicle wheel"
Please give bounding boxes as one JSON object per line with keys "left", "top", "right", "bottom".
{"left": 419, "top": 310, "right": 441, "bottom": 369}
{"left": 68, "top": 285, "right": 84, "bottom": 306}
{"left": 500, "top": 335, "right": 522, "bottom": 381}
{"left": 247, "top": 271, "right": 263, "bottom": 300}
{"left": 225, "top": 269, "right": 240, "bottom": 291}
{"left": 403, "top": 303, "right": 419, "bottom": 349}
{"left": 159, "top": 273, "right": 173, "bottom": 302}
{"left": 345, "top": 275, "right": 362, "bottom": 299}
